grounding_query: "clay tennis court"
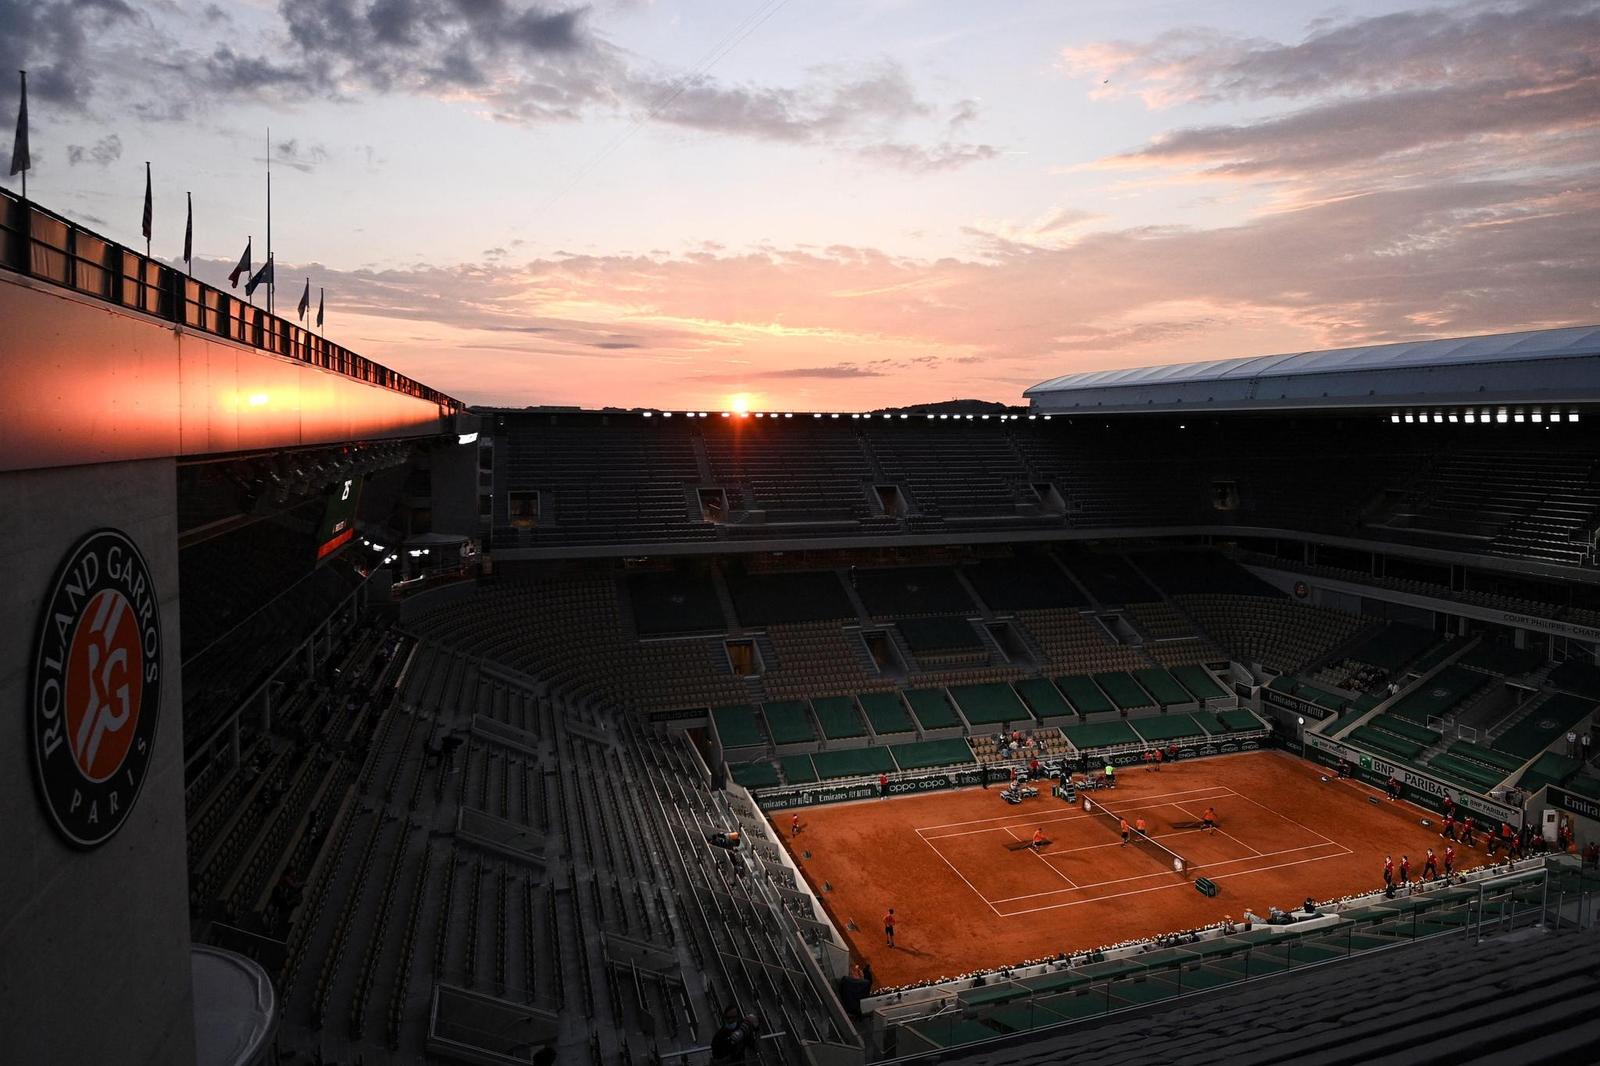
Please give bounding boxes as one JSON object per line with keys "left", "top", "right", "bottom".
{"left": 773, "top": 750, "right": 1488, "bottom": 985}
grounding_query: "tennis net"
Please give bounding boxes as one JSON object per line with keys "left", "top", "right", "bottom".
{"left": 1082, "top": 796, "right": 1191, "bottom": 875}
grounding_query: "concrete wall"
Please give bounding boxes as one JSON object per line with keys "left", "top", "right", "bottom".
{"left": 0, "top": 271, "right": 452, "bottom": 472}
{"left": 0, "top": 458, "right": 196, "bottom": 1066}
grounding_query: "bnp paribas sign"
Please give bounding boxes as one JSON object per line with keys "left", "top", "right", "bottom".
{"left": 30, "top": 530, "right": 164, "bottom": 849}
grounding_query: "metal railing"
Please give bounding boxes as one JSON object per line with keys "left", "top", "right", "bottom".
{"left": 0, "top": 186, "right": 464, "bottom": 412}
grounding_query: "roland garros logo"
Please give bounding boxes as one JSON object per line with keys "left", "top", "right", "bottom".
{"left": 30, "top": 529, "right": 163, "bottom": 849}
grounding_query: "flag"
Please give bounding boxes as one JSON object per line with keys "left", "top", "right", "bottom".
{"left": 183, "top": 192, "right": 192, "bottom": 266}
{"left": 141, "top": 162, "right": 152, "bottom": 243}
{"left": 297, "top": 277, "right": 310, "bottom": 319}
{"left": 245, "top": 256, "right": 273, "bottom": 297}
{"left": 8, "top": 71, "right": 27, "bottom": 180}
{"left": 316, "top": 287, "right": 324, "bottom": 329}
{"left": 228, "top": 238, "right": 251, "bottom": 287}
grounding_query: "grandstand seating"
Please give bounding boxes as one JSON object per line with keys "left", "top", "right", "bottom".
{"left": 853, "top": 566, "right": 976, "bottom": 617}
{"left": 1493, "top": 693, "right": 1593, "bottom": 761}
{"left": 1018, "top": 609, "right": 1145, "bottom": 676}
{"left": 949, "top": 683, "right": 1033, "bottom": 726}
{"left": 1014, "top": 678, "right": 1073, "bottom": 719}
{"left": 889, "top": 738, "right": 978, "bottom": 771}
{"left": 1388, "top": 665, "right": 1488, "bottom": 726}
{"left": 1176, "top": 594, "right": 1369, "bottom": 673}
{"left": 904, "top": 688, "right": 961, "bottom": 730}
{"left": 811, "top": 696, "right": 868, "bottom": 739}
{"left": 1056, "top": 675, "right": 1115, "bottom": 716}
{"left": 762, "top": 700, "right": 819, "bottom": 745}
{"left": 858, "top": 692, "right": 915, "bottom": 736}
{"left": 725, "top": 567, "right": 855, "bottom": 624}
{"left": 626, "top": 569, "right": 726, "bottom": 636}
{"left": 964, "top": 554, "right": 1089, "bottom": 610}
{"left": 482, "top": 413, "right": 1600, "bottom": 572}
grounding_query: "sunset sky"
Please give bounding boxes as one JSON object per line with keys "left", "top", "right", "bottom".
{"left": 4, "top": 0, "right": 1597, "bottom": 410}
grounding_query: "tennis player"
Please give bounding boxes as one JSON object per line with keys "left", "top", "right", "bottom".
{"left": 1202, "top": 806, "right": 1217, "bottom": 833}
{"left": 1135, "top": 815, "right": 1148, "bottom": 836}
{"left": 1120, "top": 817, "right": 1131, "bottom": 847}
{"left": 1032, "top": 827, "right": 1045, "bottom": 850}
{"left": 884, "top": 908, "right": 896, "bottom": 947}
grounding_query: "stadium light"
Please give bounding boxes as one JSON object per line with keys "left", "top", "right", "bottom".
{"left": 1464, "top": 412, "right": 1475, "bottom": 423}
{"left": 1028, "top": 415, "right": 1036, "bottom": 420}
{"left": 457, "top": 431, "right": 479, "bottom": 445}
{"left": 720, "top": 411, "right": 730, "bottom": 417}
{"left": 981, "top": 414, "right": 990, "bottom": 420}
{"left": 1433, "top": 412, "right": 1443, "bottom": 423}
{"left": 784, "top": 412, "right": 793, "bottom": 418}
{"left": 1404, "top": 413, "right": 1414, "bottom": 423}
{"left": 925, "top": 414, "right": 935, "bottom": 420}
{"left": 814, "top": 412, "right": 822, "bottom": 418}
{"left": 1571, "top": 411, "right": 1581, "bottom": 423}
{"left": 1448, "top": 413, "right": 1458, "bottom": 423}
{"left": 1513, "top": 410, "right": 1525, "bottom": 423}
{"left": 662, "top": 411, "right": 673, "bottom": 418}
{"left": 1043, "top": 415, "right": 1053, "bottom": 420}
{"left": 1532, "top": 409, "right": 1543, "bottom": 422}
{"left": 642, "top": 411, "right": 653, "bottom": 417}
{"left": 1391, "top": 414, "right": 1401, "bottom": 423}
{"left": 1496, "top": 409, "right": 1508, "bottom": 423}
{"left": 831, "top": 413, "right": 840, "bottom": 418}
{"left": 899, "top": 413, "right": 909, "bottom": 419}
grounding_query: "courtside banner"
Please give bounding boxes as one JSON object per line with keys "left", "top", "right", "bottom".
{"left": 1262, "top": 686, "right": 1334, "bottom": 720}
{"left": 1546, "top": 785, "right": 1600, "bottom": 823}
{"left": 757, "top": 768, "right": 991, "bottom": 809}
{"left": 1302, "top": 732, "right": 1520, "bottom": 823}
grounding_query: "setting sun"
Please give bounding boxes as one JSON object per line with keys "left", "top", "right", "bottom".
{"left": 727, "top": 393, "right": 754, "bottom": 415}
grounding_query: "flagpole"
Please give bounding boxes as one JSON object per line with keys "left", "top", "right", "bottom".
{"left": 143, "top": 161, "right": 151, "bottom": 259}
{"left": 16, "top": 70, "right": 24, "bottom": 201}
{"left": 265, "top": 127, "right": 273, "bottom": 316}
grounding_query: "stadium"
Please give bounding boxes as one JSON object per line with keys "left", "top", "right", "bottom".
{"left": 4, "top": 174, "right": 1600, "bottom": 1066}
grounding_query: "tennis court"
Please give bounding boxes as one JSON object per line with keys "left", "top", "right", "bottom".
{"left": 769, "top": 750, "right": 1486, "bottom": 986}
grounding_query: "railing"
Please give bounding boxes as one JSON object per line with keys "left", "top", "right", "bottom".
{"left": 0, "top": 186, "right": 464, "bottom": 413}
{"left": 869, "top": 862, "right": 1556, "bottom": 1062}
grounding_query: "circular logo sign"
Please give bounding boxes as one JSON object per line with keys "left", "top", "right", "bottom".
{"left": 1294, "top": 582, "right": 1309, "bottom": 599}
{"left": 30, "top": 529, "right": 163, "bottom": 849}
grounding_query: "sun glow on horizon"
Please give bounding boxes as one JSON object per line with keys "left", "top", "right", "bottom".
{"left": 727, "top": 393, "right": 754, "bottom": 415}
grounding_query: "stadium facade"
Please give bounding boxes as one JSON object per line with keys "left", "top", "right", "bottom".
{"left": 3, "top": 185, "right": 1598, "bottom": 1065}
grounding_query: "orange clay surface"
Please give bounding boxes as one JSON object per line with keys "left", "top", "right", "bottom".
{"left": 771, "top": 750, "right": 1489, "bottom": 986}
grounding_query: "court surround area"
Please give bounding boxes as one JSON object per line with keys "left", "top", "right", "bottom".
{"left": 772, "top": 750, "right": 1488, "bottom": 986}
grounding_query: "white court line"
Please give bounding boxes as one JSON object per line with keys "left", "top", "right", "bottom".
{"left": 1003, "top": 824, "right": 1079, "bottom": 888}
{"left": 913, "top": 785, "right": 1234, "bottom": 834}
{"left": 1007, "top": 840, "right": 1345, "bottom": 903}
{"left": 918, "top": 833, "right": 1001, "bottom": 916}
{"left": 1218, "top": 786, "right": 1343, "bottom": 850}
{"left": 1164, "top": 798, "right": 1264, "bottom": 857}
{"left": 919, "top": 789, "right": 1235, "bottom": 841}
{"left": 994, "top": 846, "right": 1355, "bottom": 916}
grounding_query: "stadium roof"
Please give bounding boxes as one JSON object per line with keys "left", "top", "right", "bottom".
{"left": 1025, "top": 324, "right": 1600, "bottom": 415}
